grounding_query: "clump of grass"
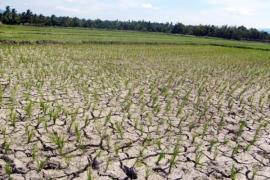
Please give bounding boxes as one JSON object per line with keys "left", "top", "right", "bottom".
{"left": 36, "top": 158, "right": 48, "bottom": 172}
{"left": 208, "top": 139, "right": 219, "bottom": 153}
{"left": 115, "top": 122, "right": 124, "bottom": 139}
{"left": 230, "top": 165, "right": 238, "bottom": 180}
{"left": 234, "top": 120, "right": 246, "bottom": 141}
{"left": 169, "top": 140, "right": 180, "bottom": 173}
{"left": 0, "top": 88, "right": 3, "bottom": 105}
{"left": 2, "top": 137, "right": 11, "bottom": 154}
{"left": 245, "top": 122, "right": 264, "bottom": 151}
{"left": 5, "top": 163, "right": 13, "bottom": 179}
{"left": 194, "top": 151, "right": 203, "bottom": 167}
{"left": 87, "top": 168, "right": 93, "bottom": 180}
{"left": 31, "top": 144, "right": 38, "bottom": 160}
{"left": 9, "top": 108, "right": 17, "bottom": 128}
{"left": 25, "top": 100, "right": 33, "bottom": 117}
{"left": 155, "top": 151, "right": 165, "bottom": 165}
{"left": 49, "top": 132, "right": 65, "bottom": 155}
{"left": 145, "top": 167, "right": 151, "bottom": 180}
{"left": 25, "top": 124, "right": 34, "bottom": 143}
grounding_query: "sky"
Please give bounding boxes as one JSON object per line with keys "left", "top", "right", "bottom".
{"left": 1, "top": 0, "right": 269, "bottom": 28}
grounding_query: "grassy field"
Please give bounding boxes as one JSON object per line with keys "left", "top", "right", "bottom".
{"left": 1, "top": 25, "right": 270, "bottom": 50}
{"left": 0, "top": 25, "right": 270, "bottom": 179}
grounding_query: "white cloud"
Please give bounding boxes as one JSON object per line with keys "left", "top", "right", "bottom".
{"left": 141, "top": 3, "right": 158, "bottom": 9}
{"left": 192, "top": 0, "right": 270, "bottom": 27}
{"left": 56, "top": 6, "right": 80, "bottom": 13}
{"left": 222, "top": 6, "right": 253, "bottom": 15}
{"left": 118, "top": 0, "right": 158, "bottom": 9}
{"left": 206, "top": 0, "right": 270, "bottom": 15}
{"left": 62, "top": 0, "right": 87, "bottom": 3}
{"left": 63, "top": 0, "right": 77, "bottom": 3}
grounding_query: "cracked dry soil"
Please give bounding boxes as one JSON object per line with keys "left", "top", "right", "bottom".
{"left": 0, "top": 44, "right": 270, "bottom": 179}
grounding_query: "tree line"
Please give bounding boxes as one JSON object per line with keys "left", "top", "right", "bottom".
{"left": 1, "top": 6, "right": 269, "bottom": 41}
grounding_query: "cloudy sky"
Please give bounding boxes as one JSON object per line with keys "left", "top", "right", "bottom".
{"left": 1, "top": 0, "right": 269, "bottom": 28}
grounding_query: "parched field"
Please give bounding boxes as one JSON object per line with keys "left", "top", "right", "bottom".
{"left": 0, "top": 27, "right": 270, "bottom": 180}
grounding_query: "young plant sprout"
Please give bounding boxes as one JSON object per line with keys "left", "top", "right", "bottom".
{"left": 230, "top": 165, "right": 238, "bottom": 180}
{"left": 25, "top": 100, "right": 33, "bottom": 118}
{"left": 2, "top": 138, "right": 11, "bottom": 154}
{"left": 194, "top": 151, "right": 203, "bottom": 167}
{"left": 0, "top": 88, "right": 3, "bottom": 105}
{"left": 36, "top": 158, "right": 48, "bottom": 172}
{"left": 145, "top": 167, "right": 151, "bottom": 180}
{"left": 235, "top": 120, "right": 246, "bottom": 140}
{"left": 169, "top": 140, "right": 180, "bottom": 173}
{"left": 87, "top": 168, "right": 93, "bottom": 180}
{"left": 31, "top": 144, "right": 38, "bottom": 161}
{"left": 156, "top": 151, "right": 165, "bottom": 165}
{"left": 4, "top": 163, "right": 12, "bottom": 179}
{"left": 25, "top": 124, "right": 34, "bottom": 143}
{"left": 9, "top": 108, "right": 17, "bottom": 128}
{"left": 50, "top": 132, "right": 65, "bottom": 155}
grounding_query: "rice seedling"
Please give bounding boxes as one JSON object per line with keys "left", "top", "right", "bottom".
{"left": 36, "top": 158, "right": 48, "bottom": 172}
{"left": 31, "top": 144, "right": 38, "bottom": 161}
{"left": 235, "top": 120, "right": 246, "bottom": 140}
{"left": 25, "top": 124, "right": 34, "bottom": 143}
{"left": 230, "top": 165, "right": 238, "bottom": 180}
{"left": 2, "top": 137, "right": 11, "bottom": 154}
{"left": 9, "top": 108, "right": 17, "bottom": 128}
{"left": 4, "top": 163, "right": 12, "bottom": 179}
{"left": 155, "top": 151, "right": 165, "bottom": 165}
{"left": 74, "top": 122, "right": 82, "bottom": 143}
{"left": 208, "top": 139, "right": 219, "bottom": 153}
{"left": 87, "top": 168, "right": 93, "bottom": 180}
{"left": 194, "top": 150, "right": 204, "bottom": 168}
{"left": 24, "top": 100, "right": 33, "bottom": 118}
{"left": 49, "top": 132, "right": 65, "bottom": 155}
{"left": 0, "top": 88, "right": 3, "bottom": 106}
{"left": 145, "top": 167, "right": 151, "bottom": 180}
{"left": 251, "top": 167, "right": 258, "bottom": 180}
{"left": 169, "top": 141, "right": 180, "bottom": 173}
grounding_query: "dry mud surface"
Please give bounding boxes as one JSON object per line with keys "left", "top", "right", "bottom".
{"left": 0, "top": 44, "right": 270, "bottom": 179}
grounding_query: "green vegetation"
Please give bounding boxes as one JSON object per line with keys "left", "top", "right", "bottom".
{"left": 1, "top": 24, "right": 270, "bottom": 51}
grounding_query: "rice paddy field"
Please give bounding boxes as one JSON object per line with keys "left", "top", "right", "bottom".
{"left": 0, "top": 25, "right": 270, "bottom": 179}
